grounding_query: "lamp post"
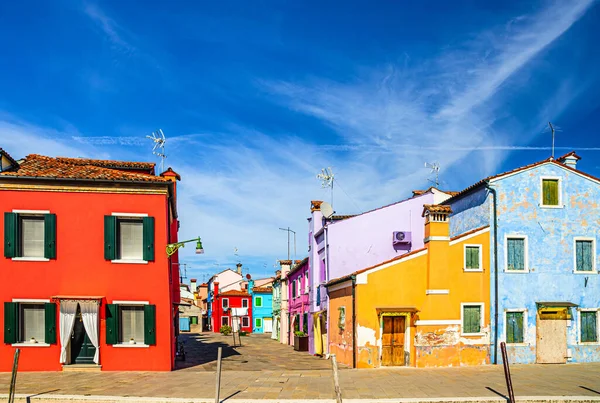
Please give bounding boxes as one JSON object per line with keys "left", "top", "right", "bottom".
{"left": 166, "top": 237, "right": 204, "bottom": 256}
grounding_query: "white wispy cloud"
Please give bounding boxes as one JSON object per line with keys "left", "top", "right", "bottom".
{"left": 82, "top": 2, "right": 136, "bottom": 55}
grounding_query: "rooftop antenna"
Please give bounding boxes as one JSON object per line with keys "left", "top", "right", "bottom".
{"left": 424, "top": 162, "right": 440, "bottom": 187}
{"left": 317, "top": 167, "right": 335, "bottom": 207}
{"left": 546, "top": 122, "right": 562, "bottom": 159}
{"left": 147, "top": 129, "right": 166, "bottom": 172}
{"left": 233, "top": 247, "right": 240, "bottom": 264}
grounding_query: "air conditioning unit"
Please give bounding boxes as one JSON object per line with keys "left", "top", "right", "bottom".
{"left": 393, "top": 231, "right": 412, "bottom": 245}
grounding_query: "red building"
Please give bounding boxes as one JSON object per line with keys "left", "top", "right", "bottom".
{"left": 211, "top": 282, "right": 253, "bottom": 334}
{"left": 0, "top": 150, "right": 181, "bottom": 371}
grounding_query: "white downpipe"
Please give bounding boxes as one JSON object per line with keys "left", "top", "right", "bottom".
{"left": 324, "top": 224, "right": 330, "bottom": 355}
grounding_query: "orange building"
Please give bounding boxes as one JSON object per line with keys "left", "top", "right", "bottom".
{"left": 0, "top": 151, "right": 181, "bottom": 371}
{"left": 326, "top": 204, "right": 490, "bottom": 368}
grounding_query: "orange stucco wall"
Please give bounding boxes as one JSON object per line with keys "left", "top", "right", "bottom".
{"left": 354, "top": 223, "right": 490, "bottom": 368}
{"left": 0, "top": 188, "right": 176, "bottom": 371}
{"left": 328, "top": 285, "right": 354, "bottom": 367}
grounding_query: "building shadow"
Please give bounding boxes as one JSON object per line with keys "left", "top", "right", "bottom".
{"left": 174, "top": 332, "right": 241, "bottom": 370}
{"left": 26, "top": 389, "right": 61, "bottom": 403}
{"left": 485, "top": 387, "right": 508, "bottom": 400}
{"left": 221, "top": 390, "right": 242, "bottom": 402}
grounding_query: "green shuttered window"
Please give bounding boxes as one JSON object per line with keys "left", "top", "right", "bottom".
{"left": 542, "top": 179, "right": 559, "bottom": 206}
{"left": 105, "top": 303, "right": 156, "bottom": 345}
{"left": 575, "top": 240, "right": 594, "bottom": 272}
{"left": 507, "top": 238, "right": 526, "bottom": 271}
{"left": 255, "top": 318, "right": 262, "bottom": 328}
{"left": 506, "top": 311, "right": 524, "bottom": 344}
{"left": 142, "top": 217, "right": 155, "bottom": 262}
{"left": 465, "top": 246, "right": 480, "bottom": 270}
{"left": 462, "top": 305, "right": 482, "bottom": 334}
{"left": 105, "top": 215, "right": 155, "bottom": 261}
{"left": 143, "top": 305, "right": 156, "bottom": 345}
{"left": 4, "top": 212, "right": 56, "bottom": 259}
{"left": 3, "top": 302, "right": 57, "bottom": 344}
{"left": 581, "top": 311, "right": 598, "bottom": 343}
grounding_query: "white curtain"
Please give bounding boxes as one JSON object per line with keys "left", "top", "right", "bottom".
{"left": 59, "top": 300, "right": 79, "bottom": 364}
{"left": 80, "top": 301, "right": 100, "bottom": 364}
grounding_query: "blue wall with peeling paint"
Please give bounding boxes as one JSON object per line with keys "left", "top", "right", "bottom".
{"left": 450, "top": 161, "right": 600, "bottom": 364}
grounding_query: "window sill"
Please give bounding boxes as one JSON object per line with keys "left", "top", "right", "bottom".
{"left": 461, "top": 332, "right": 486, "bottom": 337}
{"left": 113, "top": 343, "right": 150, "bottom": 348}
{"left": 12, "top": 342, "right": 50, "bottom": 347}
{"left": 11, "top": 257, "right": 50, "bottom": 262}
{"left": 505, "top": 342, "right": 529, "bottom": 347}
{"left": 573, "top": 270, "right": 597, "bottom": 275}
{"left": 578, "top": 342, "right": 600, "bottom": 345}
{"left": 504, "top": 269, "right": 529, "bottom": 273}
{"left": 463, "top": 268, "right": 483, "bottom": 272}
{"left": 111, "top": 259, "right": 148, "bottom": 265}
{"left": 539, "top": 204, "right": 564, "bottom": 209}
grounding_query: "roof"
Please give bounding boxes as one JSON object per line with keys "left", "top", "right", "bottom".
{"left": 556, "top": 151, "right": 581, "bottom": 162}
{"left": 54, "top": 156, "right": 155, "bottom": 173}
{"left": 160, "top": 167, "right": 181, "bottom": 181}
{"left": 0, "top": 154, "right": 170, "bottom": 183}
{"left": 422, "top": 204, "right": 452, "bottom": 217}
{"left": 330, "top": 214, "right": 357, "bottom": 221}
{"left": 278, "top": 260, "right": 293, "bottom": 265}
{"left": 252, "top": 287, "right": 273, "bottom": 293}
{"left": 0, "top": 148, "right": 19, "bottom": 168}
{"left": 288, "top": 257, "right": 309, "bottom": 276}
{"left": 311, "top": 200, "right": 323, "bottom": 212}
{"left": 218, "top": 290, "right": 250, "bottom": 297}
{"left": 412, "top": 187, "right": 459, "bottom": 197}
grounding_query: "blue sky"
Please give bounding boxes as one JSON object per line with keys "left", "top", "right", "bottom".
{"left": 1, "top": 1, "right": 600, "bottom": 282}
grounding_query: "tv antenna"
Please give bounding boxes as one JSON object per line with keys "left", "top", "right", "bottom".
{"left": 545, "top": 122, "right": 562, "bottom": 159}
{"left": 317, "top": 167, "right": 335, "bottom": 207}
{"left": 233, "top": 247, "right": 240, "bottom": 264}
{"left": 424, "top": 162, "right": 440, "bottom": 187}
{"left": 147, "top": 129, "right": 166, "bottom": 172}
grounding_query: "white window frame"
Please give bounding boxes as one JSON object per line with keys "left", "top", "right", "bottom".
{"left": 577, "top": 308, "right": 600, "bottom": 345}
{"left": 539, "top": 176, "right": 563, "bottom": 208}
{"left": 12, "top": 211, "right": 49, "bottom": 262}
{"left": 504, "top": 234, "right": 529, "bottom": 273}
{"left": 460, "top": 302, "right": 485, "bottom": 336}
{"left": 110, "top": 213, "right": 148, "bottom": 265}
{"left": 242, "top": 299, "right": 248, "bottom": 308}
{"left": 255, "top": 296, "right": 263, "bottom": 307}
{"left": 222, "top": 298, "right": 229, "bottom": 309}
{"left": 114, "top": 302, "right": 148, "bottom": 347}
{"left": 11, "top": 299, "right": 51, "bottom": 347}
{"left": 242, "top": 316, "right": 250, "bottom": 328}
{"left": 504, "top": 309, "right": 528, "bottom": 346}
{"left": 463, "top": 244, "right": 483, "bottom": 272}
{"left": 573, "top": 237, "right": 597, "bottom": 274}
{"left": 221, "top": 316, "right": 229, "bottom": 327}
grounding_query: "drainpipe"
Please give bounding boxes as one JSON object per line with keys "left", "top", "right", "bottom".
{"left": 486, "top": 182, "right": 499, "bottom": 364}
{"left": 324, "top": 223, "right": 331, "bottom": 355}
{"left": 351, "top": 275, "right": 357, "bottom": 369}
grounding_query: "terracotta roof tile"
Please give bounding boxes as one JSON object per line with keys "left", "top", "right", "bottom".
{"left": 557, "top": 151, "right": 581, "bottom": 162}
{"left": 422, "top": 204, "right": 452, "bottom": 217}
{"left": 412, "top": 187, "right": 459, "bottom": 197}
{"left": 218, "top": 290, "right": 250, "bottom": 297}
{"left": 55, "top": 156, "right": 155, "bottom": 172}
{"left": 252, "top": 287, "right": 272, "bottom": 293}
{"left": 288, "top": 257, "right": 309, "bottom": 276}
{"left": 0, "top": 154, "right": 170, "bottom": 183}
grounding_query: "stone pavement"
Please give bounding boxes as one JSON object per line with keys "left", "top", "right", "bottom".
{"left": 0, "top": 332, "right": 599, "bottom": 401}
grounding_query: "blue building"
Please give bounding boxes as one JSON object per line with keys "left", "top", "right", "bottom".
{"left": 446, "top": 152, "right": 600, "bottom": 364}
{"left": 249, "top": 279, "right": 274, "bottom": 333}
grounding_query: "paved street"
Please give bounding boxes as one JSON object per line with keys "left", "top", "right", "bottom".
{"left": 1, "top": 332, "right": 600, "bottom": 401}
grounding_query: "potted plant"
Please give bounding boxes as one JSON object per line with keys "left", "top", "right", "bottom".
{"left": 294, "top": 331, "right": 308, "bottom": 352}
{"left": 129, "top": 338, "right": 136, "bottom": 345}
{"left": 29, "top": 337, "right": 37, "bottom": 344}
{"left": 220, "top": 325, "right": 232, "bottom": 336}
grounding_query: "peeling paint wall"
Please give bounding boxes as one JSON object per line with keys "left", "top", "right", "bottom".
{"left": 328, "top": 285, "right": 354, "bottom": 367}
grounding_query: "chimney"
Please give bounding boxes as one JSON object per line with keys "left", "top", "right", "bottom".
{"left": 236, "top": 263, "right": 243, "bottom": 275}
{"left": 422, "top": 204, "right": 452, "bottom": 291}
{"left": 557, "top": 152, "right": 581, "bottom": 170}
{"left": 248, "top": 279, "right": 255, "bottom": 295}
{"left": 213, "top": 281, "right": 219, "bottom": 297}
{"left": 190, "top": 279, "right": 197, "bottom": 293}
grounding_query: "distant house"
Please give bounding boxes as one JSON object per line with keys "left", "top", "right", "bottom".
{"left": 271, "top": 271, "right": 282, "bottom": 341}
{"left": 206, "top": 266, "right": 244, "bottom": 331}
{"left": 249, "top": 278, "right": 273, "bottom": 333}
{"left": 288, "top": 258, "right": 310, "bottom": 347}
{"left": 211, "top": 284, "right": 252, "bottom": 334}
{"left": 278, "top": 260, "right": 293, "bottom": 345}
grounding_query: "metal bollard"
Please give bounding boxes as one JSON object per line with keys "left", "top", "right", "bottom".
{"left": 9, "top": 349, "right": 20, "bottom": 403}
{"left": 331, "top": 353, "right": 342, "bottom": 403}
{"left": 215, "top": 346, "right": 223, "bottom": 403}
{"left": 500, "top": 342, "right": 516, "bottom": 403}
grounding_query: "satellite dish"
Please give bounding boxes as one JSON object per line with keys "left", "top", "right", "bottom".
{"left": 246, "top": 274, "right": 251, "bottom": 280}
{"left": 321, "top": 202, "right": 334, "bottom": 219}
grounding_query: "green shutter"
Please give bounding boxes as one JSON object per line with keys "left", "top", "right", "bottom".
{"left": 142, "top": 217, "right": 155, "bottom": 262}
{"left": 44, "top": 303, "right": 57, "bottom": 344}
{"left": 4, "top": 212, "right": 18, "bottom": 258}
{"left": 581, "top": 311, "right": 597, "bottom": 343}
{"left": 466, "top": 247, "right": 479, "bottom": 269}
{"left": 144, "top": 304, "right": 156, "bottom": 345}
{"left": 576, "top": 241, "right": 593, "bottom": 272}
{"left": 44, "top": 214, "right": 57, "bottom": 259}
{"left": 105, "top": 304, "right": 119, "bottom": 345}
{"left": 506, "top": 312, "right": 524, "bottom": 343}
{"left": 542, "top": 179, "right": 559, "bottom": 206}
{"left": 104, "top": 216, "right": 117, "bottom": 260}
{"left": 4, "top": 302, "right": 18, "bottom": 344}
{"left": 463, "top": 306, "right": 481, "bottom": 334}
{"left": 507, "top": 238, "right": 525, "bottom": 270}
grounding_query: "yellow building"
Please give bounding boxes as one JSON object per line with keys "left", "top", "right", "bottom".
{"left": 326, "top": 205, "right": 490, "bottom": 368}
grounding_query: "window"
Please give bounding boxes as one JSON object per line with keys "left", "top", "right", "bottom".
{"left": 294, "top": 314, "right": 300, "bottom": 332}
{"left": 255, "top": 296, "right": 263, "bottom": 307}
{"left": 221, "top": 316, "right": 229, "bottom": 327}
{"left": 541, "top": 178, "right": 560, "bottom": 207}
{"left": 303, "top": 312, "right": 308, "bottom": 333}
{"left": 464, "top": 245, "right": 482, "bottom": 271}
{"left": 255, "top": 317, "right": 262, "bottom": 328}
{"left": 222, "top": 298, "right": 229, "bottom": 309}
{"left": 506, "top": 236, "right": 527, "bottom": 271}
{"left": 105, "top": 303, "right": 155, "bottom": 345}
{"left": 338, "top": 307, "right": 346, "bottom": 331}
{"left": 304, "top": 272, "right": 309, "bottom": 294}
{"left": 291, "top": 281, "right": 296, "bottom": 298}
{"left": 104, "top": 215, "right": 154, "bottom": 262}
{"left": 506, "top": 311, "right": 525, "bottom": 344}
{"left": 242, "top": 316, "right": 250, "bottom": 327}
{"left": 580, "top": 310, "right": 598, "bottom": 343}
{"left": 316, "top": 285, "right": 321, "bottom": 306}
{"left": 120, "top": 306, "right": 144, "bottom": 343}
{"left": 3, "top": 301, "right": 56, "bottom": 345}
{"left": 575, "top": 238, "right": 595, "bottom": 273}
{"left": 242, "top": 299, "right": 248, "bottom": 308}
{"left": 462, "top": 303, "right": 484, "bottom": 335}
{"left": 4, "top": 212, "right": 56, "bottom": 260}
{"left": 297, "top": 279, "right": 301, "bottom": 296}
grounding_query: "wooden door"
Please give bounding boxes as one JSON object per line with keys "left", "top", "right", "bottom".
{"left": 264, "top": 318, "right": 273, "bottom": 333}
{"left": 381, "top": 316, "right": 406, "bottom": 366}
{"left": 536, "top": 314, "right": 567, "bottom": 364}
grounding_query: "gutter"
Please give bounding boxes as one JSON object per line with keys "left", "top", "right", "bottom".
{"left": 485, "top": 182, "right": 499, "bottom": 364}
{"left": 351, "top": 275, "right": 357, "bottom": 369}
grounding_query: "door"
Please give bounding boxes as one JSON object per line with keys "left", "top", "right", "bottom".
{"left": 70, "top": 305, "right": 96, "bottom": 364}
{"left": 536, "top": 313, "right": 567, "bottom": 364}
{"left": 264, "top": 318, "right": 273, "bottom": 333}
{"left": 381, "top": 316, "right": 406, "bottom": 366}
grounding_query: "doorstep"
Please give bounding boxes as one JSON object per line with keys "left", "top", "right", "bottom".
{"left": 62, "top": 364, "right": 102, "bottom": 372}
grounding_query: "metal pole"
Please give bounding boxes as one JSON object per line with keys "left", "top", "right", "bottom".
{"left": 215, "top": 346, "right": 223, "bottom": 403}
{"left": 331, "top": 353, "right": 342, "bottom": 403}
{"left": 9, "top": 349, "right": 20, "bottom": 403}
{"left": 287, "top": 227, "right": 290, "bottom": 260}
{"left": 500, "top": 342, "right": 515, "bottom": 403}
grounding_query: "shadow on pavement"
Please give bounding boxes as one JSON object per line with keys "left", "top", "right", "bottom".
{"left": 175, "top": 333, "right": 241, "bottom": 370}
{"left": 580, "top": 386, "right": 600, "bottom": 395}
{"left": 485, "top": 386, "right": 508, "bottom": 399}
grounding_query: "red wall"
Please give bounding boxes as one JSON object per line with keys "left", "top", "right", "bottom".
{"left": 212, "top": 295, "right": 253, "bottom": 334}
{"left": 0, "top": 188, "right": 177, "bottom": 371}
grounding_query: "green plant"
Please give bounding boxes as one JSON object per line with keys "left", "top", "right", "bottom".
{"left": 294, "top": 330, "right": 307, "bottom": 337}
{"left": 220, "top": 325, "right": 232, "bottom": 335}
{"left": 239, "top": 331, "right": 248, "bottom": 336}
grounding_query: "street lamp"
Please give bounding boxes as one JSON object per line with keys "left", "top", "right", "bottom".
{"left": 166, "top": 237, "right": 204, "bottom": 256}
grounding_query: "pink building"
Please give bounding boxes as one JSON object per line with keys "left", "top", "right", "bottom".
{"left": 287, "top": 258, "right": 309, "bottom": 347}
